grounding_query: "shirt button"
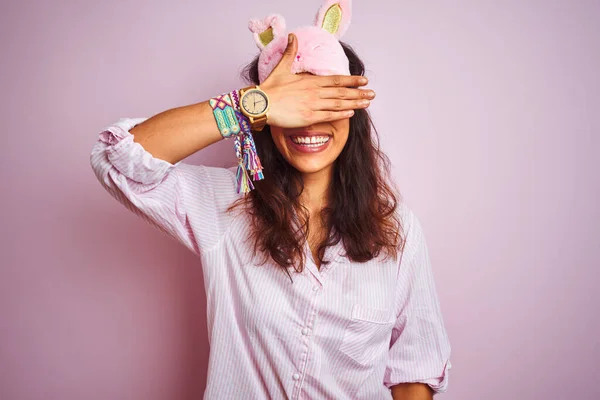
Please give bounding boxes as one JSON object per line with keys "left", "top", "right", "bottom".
{"left": 312, "top": 286, "right": 319, "bottom": 291}
{"left": 293, "top": 373, "right": 300, "bottom": 380}
{"left": 302, "top": 327, "right": 310, "bottom": 335}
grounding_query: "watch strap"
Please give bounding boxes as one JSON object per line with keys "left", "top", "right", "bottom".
{"left": 251, "top": 115, "right": 267, "bottom": 131}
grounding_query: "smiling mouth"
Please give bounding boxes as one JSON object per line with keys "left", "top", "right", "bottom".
{"left": 289, "top": 135, "right": 331, "bottom": 146}
{"left": 285, "top": 134, "right": 332, "bottom": 154}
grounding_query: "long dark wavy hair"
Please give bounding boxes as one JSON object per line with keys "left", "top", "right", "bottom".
{"left": 228, "top": 42, "right": 406, "bottom": 280}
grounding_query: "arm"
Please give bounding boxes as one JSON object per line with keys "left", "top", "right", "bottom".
{"left": 391, "top": 383, "right": 433, "bottom": 400}
{"left": 90, "top": 34, "right": 373, "bottom": 255}
{"left": 383, "top": 205, "right": 452, "bottom": 395}
{"left": 129, "top": 101, "right": 223, "bottom": 164}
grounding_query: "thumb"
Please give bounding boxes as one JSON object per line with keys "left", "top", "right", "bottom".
{"left": 273, "top": 33, "right": 297, "bottom": 74}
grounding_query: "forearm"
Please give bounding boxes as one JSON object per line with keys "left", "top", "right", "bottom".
{"left": 391, "top": 383, "right": 433, "bottom": 400}
{"left": 130, "top": 101, "right": 223, "bottom": 164}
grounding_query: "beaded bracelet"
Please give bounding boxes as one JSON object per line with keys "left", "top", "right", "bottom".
{"left": 210, "top": 90, "right": 264, "bottom": 195}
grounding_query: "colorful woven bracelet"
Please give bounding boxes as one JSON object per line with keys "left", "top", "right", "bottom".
{"left": 229, "top": 89, "right": 265, "bottom": 194}
{"left": 209, "top": 93, "right": 241, "bottom": 139}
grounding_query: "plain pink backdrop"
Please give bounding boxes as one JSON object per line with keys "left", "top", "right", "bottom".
{"left": 1, "top": 1, "right": 599, "bottom": 399}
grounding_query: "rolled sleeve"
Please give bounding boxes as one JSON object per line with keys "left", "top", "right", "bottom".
{"left": 383, "top": 207, "right": 452, "bottom": 394}
{"left": 90, "top": 117, "right": 240, "bottom": 257}
{"left": 99, "top": 117, "right": 179, "bottom": 187}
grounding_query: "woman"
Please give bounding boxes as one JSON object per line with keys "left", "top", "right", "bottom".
{"left": 90, "top": 1, "right": 451, "bottom": 398}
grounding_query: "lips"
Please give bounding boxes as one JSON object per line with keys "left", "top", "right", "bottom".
{"left": 286, "top": 132, "right": 332, "bottom": 154}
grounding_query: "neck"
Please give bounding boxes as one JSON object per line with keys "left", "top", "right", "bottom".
{"left": 299, "top": 164, "right": 333, "bottom": 214}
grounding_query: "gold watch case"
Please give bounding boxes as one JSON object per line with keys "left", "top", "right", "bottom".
{"left": 240, "top": 85, "right": 270, "bottom": 131}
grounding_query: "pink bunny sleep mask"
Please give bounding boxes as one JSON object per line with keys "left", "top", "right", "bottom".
{"left": 248, "top": 0, "right": 352, "bottom": 83}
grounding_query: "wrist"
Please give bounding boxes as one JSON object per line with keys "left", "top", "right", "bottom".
{"left": 207, "top": 88, "right": 265, "bottom": 195}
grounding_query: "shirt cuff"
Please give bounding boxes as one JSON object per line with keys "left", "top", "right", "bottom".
{"left": 99, "top": 117, "right": 180, "bottom": 185}
{"left": 422, "top": 359, "right": 451, "bottom": 394}
{"left": 385, "top": 358, "right": 452, "bottom": 394}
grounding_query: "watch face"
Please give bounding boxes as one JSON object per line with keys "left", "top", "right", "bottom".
{"left": 242, "top": 90, "right": 268, "bottom": 116}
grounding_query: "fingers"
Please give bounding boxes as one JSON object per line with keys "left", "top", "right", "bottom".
{"left": 318, "top": 87, "right": 375, "bottom": 101}
{"left": 310, "top": 110, "right": 356, "bottom": 123}
{"left": 314, "top": 75, "right": 368, "bottom": 88}
{"left": 314, "top": 99, "right": 371, "bottom": 111}
{"left": 273, "top": 33, "right": 298, "bottom": 73}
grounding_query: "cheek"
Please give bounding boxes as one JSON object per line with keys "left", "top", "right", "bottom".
{"left": 269, "top": 127, "right": 287, "bottom": 153}
{"left": 270, "top": 126, "right": 283, "bottom": 143}
{"left": 332, "top": 119, "right": 350, "bottom": 145}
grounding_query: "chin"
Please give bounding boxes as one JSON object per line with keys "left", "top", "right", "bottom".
{"left": 282, "top": 150, "right": 336, "bottom": 172}
{"left": 290, "top": 160, "right": 333, "bottom": 174}
{"left": 278, "top": 144, "right": 341, "bottom": 175}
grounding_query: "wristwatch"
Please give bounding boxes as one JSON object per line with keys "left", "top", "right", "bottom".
{"left": 239, "top": 85, "right": 270, "bottom": 131}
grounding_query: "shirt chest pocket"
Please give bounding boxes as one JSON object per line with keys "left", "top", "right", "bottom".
{"left": 339, "top": 303, "right": 395, "bottom": 366}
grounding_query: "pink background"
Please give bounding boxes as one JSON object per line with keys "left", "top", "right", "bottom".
{"left": 2, "top": 1, "right": 599, "bottom": 399}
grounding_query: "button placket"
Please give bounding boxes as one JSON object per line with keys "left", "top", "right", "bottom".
{"left": 291, "top": 277, "right": 322, "bottom": 399}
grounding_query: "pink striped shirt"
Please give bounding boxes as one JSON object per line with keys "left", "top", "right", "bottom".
{"left": 90, "top": 117, "right": 452, "bottom": 399}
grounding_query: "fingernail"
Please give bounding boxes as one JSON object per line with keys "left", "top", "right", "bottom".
{"left": 288, "top": 34, "right": 293, "bottom": 44}
{"left": 361, "top": 77, "right": 368, "bottom": 84}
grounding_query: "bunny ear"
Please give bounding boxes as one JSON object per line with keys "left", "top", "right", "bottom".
{"left": 248, "top": 14, "right": 286, "bottom": 49}
{"left": 314, "top": 0, "right": 352, "bottom": 38}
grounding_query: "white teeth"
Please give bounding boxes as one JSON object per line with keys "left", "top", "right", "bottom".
{"left": 291, "top": 136, "right": 330, "bottom": 145}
